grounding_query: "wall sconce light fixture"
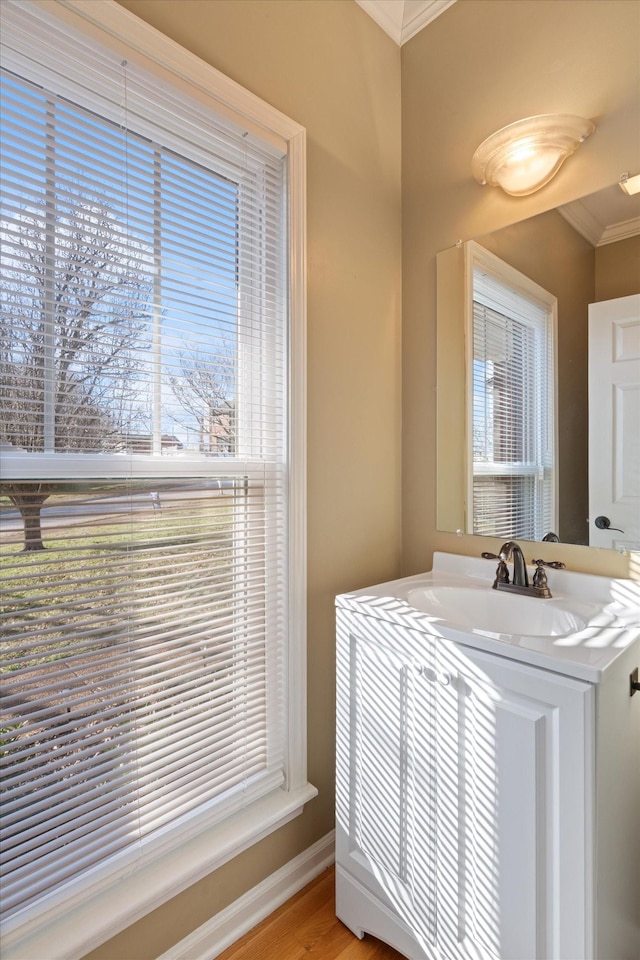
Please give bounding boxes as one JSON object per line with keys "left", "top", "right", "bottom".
{"left": 472, "top": 114, "right": 596, "bottom": 197}
{"left": 619, "top": 172, "right": 640, "bottom": 196}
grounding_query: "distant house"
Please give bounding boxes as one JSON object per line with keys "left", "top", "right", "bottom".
{"left": 200, "top": 401, "right": 235, "bottom": 455}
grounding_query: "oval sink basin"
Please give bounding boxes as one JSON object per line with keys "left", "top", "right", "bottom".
{"left": 407, "top": 585, "right": 588, "bottom": 637}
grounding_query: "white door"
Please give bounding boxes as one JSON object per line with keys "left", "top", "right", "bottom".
{"left": 588, "top": 294, "right": 640, "bottom": 550}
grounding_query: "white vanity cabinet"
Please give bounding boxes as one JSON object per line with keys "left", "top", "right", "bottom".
{"left": 336, "top": 559, "right": 640, "bottom": 960}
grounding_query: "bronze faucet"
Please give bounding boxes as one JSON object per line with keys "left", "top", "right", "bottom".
{"left": 482, "top": 541, "right": 565, "bottom": 598}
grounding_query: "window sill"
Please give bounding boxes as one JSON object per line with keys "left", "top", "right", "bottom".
{"left": 1, "top": 782, "right": 318, "bottom": 960}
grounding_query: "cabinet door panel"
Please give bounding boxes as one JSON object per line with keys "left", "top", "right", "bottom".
{"left": 352, "top": 633, "right": 407, "bottom": 878}
{"left": 436, "top": 642, "right": 594, "bottom": 960}
{"left": 336, "top": 612, "right": 437, "bottom": 951}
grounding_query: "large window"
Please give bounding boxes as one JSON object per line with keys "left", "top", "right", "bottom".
{"left": 466, "top": 243, "right": 557, "bottom": 540}
{"left": 0, "top": 3, "right": 311, "bottom": 957}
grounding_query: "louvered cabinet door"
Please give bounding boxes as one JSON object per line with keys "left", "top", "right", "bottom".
{"left": 435, "top": 641, "right": 594, "bottom": 960}
{"left": 336, "top": 610, "right": 437, "bottom": 956}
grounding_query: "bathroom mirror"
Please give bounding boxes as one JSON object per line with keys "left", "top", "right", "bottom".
{"left": 436, "top": 181, "right": 640, "bottom": 550}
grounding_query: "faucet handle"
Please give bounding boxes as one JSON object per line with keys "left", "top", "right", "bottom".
{"left": 530, "top": 558, "right": 565, "bottom": 595}
{"left": 481, "top": 552, "right": 509, "bottom": 586}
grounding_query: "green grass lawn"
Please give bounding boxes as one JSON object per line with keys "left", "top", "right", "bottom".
{"left": 1, "top": 492, "right": 242, "bottom": 763}
{"left": 1, "top": 493, "right": 235, "bottom": 668}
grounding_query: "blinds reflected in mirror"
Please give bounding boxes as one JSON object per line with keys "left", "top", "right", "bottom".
{"left": 471, "top": 263, "right": 555, "bottom": 541}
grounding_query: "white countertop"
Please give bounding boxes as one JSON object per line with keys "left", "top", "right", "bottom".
{"left": 336, "top": 552, "right": 640, "bottom": 682}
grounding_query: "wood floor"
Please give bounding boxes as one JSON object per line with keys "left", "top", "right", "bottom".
{"left": 216, "top": 866, "right": 407, "bottom": 960}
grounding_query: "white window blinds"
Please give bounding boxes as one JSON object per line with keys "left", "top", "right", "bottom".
{"left": 471, "top": 260, "right": 556, "bottom": 540}
{"left": 0, "top": 1, "right": 294, "bottom": 928}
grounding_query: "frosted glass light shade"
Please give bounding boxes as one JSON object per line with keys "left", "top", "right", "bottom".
{"left": 472, "top": 115, "right": 596, "bottom": 197}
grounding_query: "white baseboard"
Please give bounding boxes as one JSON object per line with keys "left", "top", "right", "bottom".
{"left": 157, "top": 830, "right": 336, "bottom": 960}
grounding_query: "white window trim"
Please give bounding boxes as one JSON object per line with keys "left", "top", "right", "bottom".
{"left": 0, "top": 2, "right": 313, "bottom": 958}
{"left": 464, "top": 241, "right": 558, "bottom": 538}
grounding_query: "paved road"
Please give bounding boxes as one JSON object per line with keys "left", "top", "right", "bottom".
{"left": 0, "top": 482, "right": 236, "bottom": 539}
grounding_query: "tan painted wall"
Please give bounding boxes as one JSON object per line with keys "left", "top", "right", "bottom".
{"left": 402, "top": 0, "right": 640, "bottom": 579}
{"left": 84, "top": 2, "right": 402, "bottom": 957}
{"left": 595, "top": 235, "right": 640, "bottom": 301}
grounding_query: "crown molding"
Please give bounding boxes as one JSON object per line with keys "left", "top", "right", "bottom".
{"left": 355, "top": 0, "right": 457, "bottom": 46}
{"left": 599, "top": 216, "right": 640, "bottom": 245}
{"left": 558, "top": 198, "right": 605, "bottom": 247}
{"left": 559, "top": 199, "right": 640, "bottom": 247}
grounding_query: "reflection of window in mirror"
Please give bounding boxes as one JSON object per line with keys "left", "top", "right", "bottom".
{"left": 465, "top": 242, "right": 558, "bottom": 540}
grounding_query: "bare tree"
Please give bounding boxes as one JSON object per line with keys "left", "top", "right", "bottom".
{"left": 1, "top": 482, "right": 54, "bottom": 552}
{"left": 169, "top": 347, "right": 236, "bottom": 455}
{"left": 0, "top": 195, "right": 152, "bottom": 549}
